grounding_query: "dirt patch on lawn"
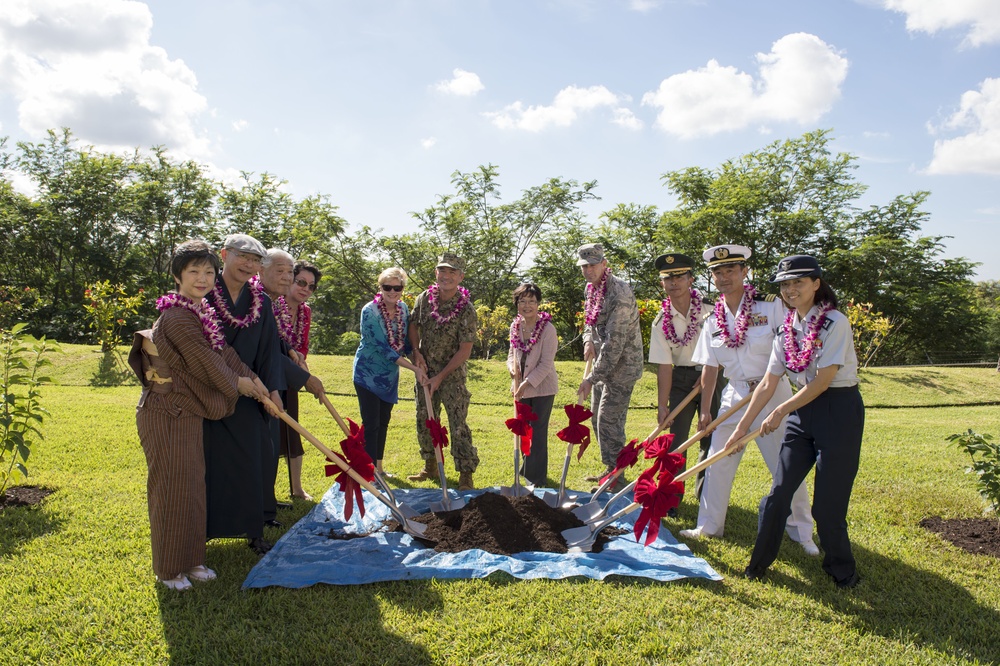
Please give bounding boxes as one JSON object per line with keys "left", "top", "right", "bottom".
{"left": 400, "top": 491, "right": 627, "bottom": 555}
{"left": 1, "top": 485, "right": 54, "bottom": 510}
{"left": 921, "top": 516, "right": 1000, "bottom": 558}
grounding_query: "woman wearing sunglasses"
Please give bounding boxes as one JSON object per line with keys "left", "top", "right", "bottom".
{"left": 280, "top": 260, "right": 323, "bottom": 501}
{"left": 353, "top": 267, "right": 429, "bottom": 475}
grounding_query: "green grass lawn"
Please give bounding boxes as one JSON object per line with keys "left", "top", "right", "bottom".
{"left": 4, "top": 349, "right": 1000, "bottom": 664}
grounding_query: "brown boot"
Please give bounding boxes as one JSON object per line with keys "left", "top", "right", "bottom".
{"left": 458, "top": 471, "right": 475, "bottom": 491}
{"left": 407, "top": 459, "right": 438, "bottom": 482}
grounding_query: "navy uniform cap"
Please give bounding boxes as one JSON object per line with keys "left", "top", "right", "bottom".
{"left": 655, "top": 253, "right": 695, "bottom": 276}
{"left": 770, "top": 255, "right": 822, "bottom": 283}
{"left": 703, "top": 244, "right": 751, "bottom": 268}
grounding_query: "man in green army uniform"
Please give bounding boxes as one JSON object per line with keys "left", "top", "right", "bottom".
{"left": 407, "top": 253, "right": 480, "bottom": 490}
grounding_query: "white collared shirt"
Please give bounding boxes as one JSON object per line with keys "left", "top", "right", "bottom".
{"left": 648, "top": 297, "right": 708, "bottom": 367}
{"left": 692, "top": 291, "right": 786, "bottom": 382}
{"left": 767, "top": 306, "right": 859, "bottom": 388}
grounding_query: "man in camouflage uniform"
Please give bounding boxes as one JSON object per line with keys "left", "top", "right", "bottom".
{"left": 407, "top": 253, "right": 480, "bottom": 490}
{"left": 576, "top": 243, "right": 644, "bottom": 492}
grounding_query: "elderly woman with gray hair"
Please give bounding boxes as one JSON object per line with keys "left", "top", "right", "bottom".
{"left": 353, "top": 267, "right": 428, "bottom": 475}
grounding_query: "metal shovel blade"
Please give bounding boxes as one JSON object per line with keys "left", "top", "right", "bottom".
{"left": 430, "top": 493, "right": 467, "bottom": 513}
{"left": 500, "top": 483, "right": 532, "bottom": 498}
{"left": 571, "top": 499, "right": 604, "bottom": 522}
{"left": 561, "top": 524, "right": 598, "bottom": 550}
{"left": 373, "top": 470, "right": 421, "bottom": 519}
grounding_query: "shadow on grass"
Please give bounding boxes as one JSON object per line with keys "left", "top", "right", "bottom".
{"left": 681, "top": 504, "right": 1000, "bottom": 663}
{"left": 156, "top": 511, "right": 440, "bottom": 665}
{"left": 879, "top": 370, "right": 956, "bottom": 394}
{"left": 0, "top": 500, "right": 65, "bottom": 558}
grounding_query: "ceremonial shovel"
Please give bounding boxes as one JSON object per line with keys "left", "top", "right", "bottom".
{"left": 423, "top": 385, "right": 466, "bottom": 513}
{"left": 571, "top": 388, "right": 752, "bottom": 524}
{"left": 543, "top": 359, "right": 595, "bottom": 509}
{"left": 320, "top": 394, "right": 419, "bottom": 519}
{"left": 572, "top": 382, "right": 701, "bottom": 521}
{"left": 500, "top": 400, "right": 533, "bottom": 498}
{"left": 259, "top": 397, "right": 429, "bottom": 540}
{"left": 561, "top": 428, "right": 762, "bottom": 552}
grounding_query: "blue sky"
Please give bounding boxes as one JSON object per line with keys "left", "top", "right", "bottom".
{"left": 1, "top": 0, "right": 998, "bottom": 277}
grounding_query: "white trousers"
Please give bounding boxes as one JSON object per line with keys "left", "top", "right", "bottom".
{"left": 694, "top": 378, "right": 814, "bottom": 542}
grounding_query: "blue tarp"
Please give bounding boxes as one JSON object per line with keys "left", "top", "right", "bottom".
{"left": 242, "top": 486, "right": 722, "bottom": 588}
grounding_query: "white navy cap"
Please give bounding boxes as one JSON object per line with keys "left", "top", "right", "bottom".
{"left": 703, "top": 244, "right": 751, "bottom": 268}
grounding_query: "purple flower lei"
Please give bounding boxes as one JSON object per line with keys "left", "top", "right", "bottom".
{"left": 156, "top": 293, "right": 226, "bottom": 350}
{"left": 211, "top": 276, "right": 263, "bottom": 328}
{"left": 374, "top": 292, "right": 406, "bottom": 352}
{"left": 584, "top": 267, "right": 612, "bottom": 326}
{"left": 661, "top": 288, "right": 703, "bottom": 347}
{"left": 510, "top": 311, "right": 552, "bottom": 353}
{"left": 427, "top": 283, "right": 471, "bottom": 325}
{"left": 713, "top": 283, "right": 756, "bottom": 349}
{"left": 270, "top": 294, "right": 296, "bottom": 346}
{"left": 289, "top": 301, "right": 307, "bottom": 351}
{"left": 783, "top": 301, "right": 836, "bottom": 373}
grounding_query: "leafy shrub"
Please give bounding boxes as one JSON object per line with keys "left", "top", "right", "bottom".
{"left": 1, "top": 323, "right": 59, "bottom": 494}
{"left": 947, "top": 429, "right": 1000, "bottom": 522}
{"left": 332, "top": 331, "right": 362, "bottom": 356}
{"left": 82, "top": 281, "right": 145, "bottom": 385}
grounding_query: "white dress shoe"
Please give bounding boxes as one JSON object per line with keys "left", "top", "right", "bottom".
{"left": 159, "top": 574, "right": 192, "bottom": 591}
{"left": 187, "top": 565, "right": 217, "bottom": 581}
{"left": 800, "top": 539, "right": 820, "bottom": 556}
{"left": 679, "top": 527, "right": 715, "bottom": 541}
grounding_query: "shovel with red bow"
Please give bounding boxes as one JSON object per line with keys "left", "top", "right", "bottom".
{"left": 257, "top": 396, "right": 429, "bottom": 540}
{"left": 543, "top": 361, "right": 595, "bottom": 509}
{"left": 423, "top": 384, "right": 466, "bottom": 512}
{"left": 561, "top": 428, "right": 762, "bottom": 551}
{"left": 501, "top": 400, "right": 537, "bottom": 498}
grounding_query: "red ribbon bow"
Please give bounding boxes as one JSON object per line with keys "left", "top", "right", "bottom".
{"left": 323, "top": 418, "right": 374, "bottom": 521}
{"left": 505, "top": 400, "right": 538, "bottom": 456}
{"left": 425, "top": 418, "right": 449, "bottom": 449}
{"left": 599, "top": 438, "right": 642, "bottom": 485}
{"left": 632, "top": 464, "right": 684, "bottom": 545}
{"left": 557, "top": 403, "right": 594, "bottom": 460}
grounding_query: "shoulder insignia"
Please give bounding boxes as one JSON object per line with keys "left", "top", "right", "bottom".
{"left": 822, "top": 318, "right": 835, "bottom": 331}
{"left": 753, "top": 294, "right": 777, "bottom": 302}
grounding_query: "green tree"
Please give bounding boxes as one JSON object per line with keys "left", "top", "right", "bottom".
{"left": 413, "top": 164, "right": 598, "bottom": 309}
{"left": 659, "top": 129, "right": 864, "bottom": 283}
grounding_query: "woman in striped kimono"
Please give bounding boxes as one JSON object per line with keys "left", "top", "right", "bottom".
{"left": 132, "top": 240, "right": 268, "bottom": 591}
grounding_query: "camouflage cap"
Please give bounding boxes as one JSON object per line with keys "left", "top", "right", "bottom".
{"left": 576, "top": 243, "right": 606, "bottom": 266}
{"left": 436, "top": 252, "right": 467, "bottom": 272}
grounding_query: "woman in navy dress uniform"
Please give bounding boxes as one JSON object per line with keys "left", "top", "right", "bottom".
{"left": 725, "top": 255, "right": 864, "bottom": 588}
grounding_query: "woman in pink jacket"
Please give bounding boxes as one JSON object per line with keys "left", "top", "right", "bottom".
{"left": 506, "top": 283, "right": 559, "bottom": 487}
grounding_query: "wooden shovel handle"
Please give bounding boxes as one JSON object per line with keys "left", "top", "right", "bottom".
{"left": 674, "top": 428, "right": 761, "bottom": 484}
{"left": 645, "top": 381, "right": 701, "bottom": 443}
{"left": 320, "top": 394, "right": 352, "bottom": 437}
{"left": 671, "top": 392, "right": 754, "bottom": 456}
{"left": 576, "top": 359, "right": 594, "bottom": 406}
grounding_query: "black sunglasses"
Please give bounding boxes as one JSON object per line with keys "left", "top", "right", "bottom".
{"left": 381, "top": 284, "right": 404, "bottom": 292}
{"left": 294, "top": 278, "right": 317, "bottom": 292}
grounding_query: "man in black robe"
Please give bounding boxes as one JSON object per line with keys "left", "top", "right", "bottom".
{"left": 203, "top": 233, "right": 283, "bottom": 555}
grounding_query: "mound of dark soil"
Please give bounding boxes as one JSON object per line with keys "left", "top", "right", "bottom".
{"left": 921, "top": 516, "right": 1000, "bottom": 558}
{"left": 0, "top": 485, "right": 54, "bottom": 510}
{"left": 405, "top": 491, "right": 627, "bottom": 555}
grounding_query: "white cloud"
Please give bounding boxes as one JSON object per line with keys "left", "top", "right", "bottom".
{"left": 421, "top": 137, "right": 437, "bottom": 149}
{"left": 641, "top": 33, "right": 848, "bottom": 139}
{"left": 485, "top": 84, "right": 628, "bottom": 131}
{"left": 863, "top": 130, "right": 891, "bottom": 139}
{"left": 0, "top": 0, "right": 209, "bottom": 157}
{"left": 611, "top": 107, "right": 643, "bottom": 130}
{"left": 231, "top": 119, "right": 249, "bottom": 132}
{"left": 881, "top": 0, "right": 1000, "bottom": 47}
{"left": 434, "top": 68, "right": 484, "bottom": 96}
{"left": 926, "top": 78, "right": 1000, "bottom": 175}
{"left": 629, "top": 0, "right": 663, "bottom": 12}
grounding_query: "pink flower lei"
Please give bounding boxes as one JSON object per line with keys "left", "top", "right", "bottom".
{"left": 510, "top": 311, "right": 552, "bottom": 353}
{"left": 713, "top": 283, "right": 756, "bottom": 349}
{"left": 783, "top": 301, "right": 836, "bottom": 373}
{"left": 156, "top": 293, "right": 226, "bottom": 350}
{"left": 661, "top": 288, "right": 703, "bottom": 347}
{"left": 374, "top": 292, "right": 406, "bottom": 353}
{"left": 428, "top": 283, "right": 471, "bottom": 325}
{"left": 584, "top": 267, "right": 612, "bottom": 326}
{"left": 211, "top": 276, "right": 263, "bottom": 328}
{"left": 289, "top": 301, "right": 307, "bottom": 351}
